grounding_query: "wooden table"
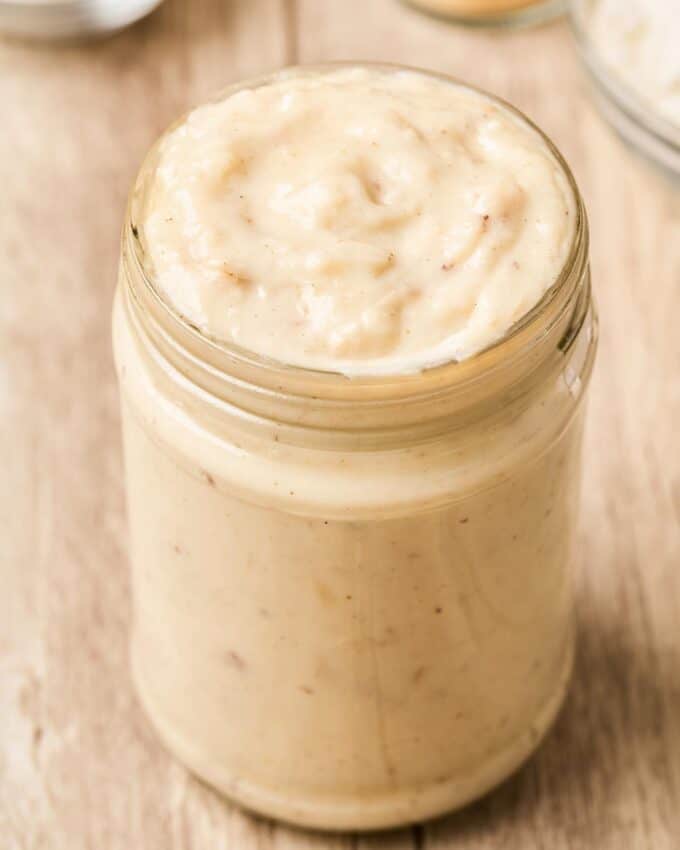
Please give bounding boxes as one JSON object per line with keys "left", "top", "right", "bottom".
{"left": 2, "top": 2, "right": 679, "bottom": 847}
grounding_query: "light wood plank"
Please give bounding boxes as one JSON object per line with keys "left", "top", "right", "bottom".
{"left": 295, "top": 3, "right": 680, "bottom": 849}
{"left": 0, "top": 2, "right": 290, "bottom": 849}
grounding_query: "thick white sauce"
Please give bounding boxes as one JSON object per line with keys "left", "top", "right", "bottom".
{"left": 142, "top": 68, "right": 575, "bottom": 375}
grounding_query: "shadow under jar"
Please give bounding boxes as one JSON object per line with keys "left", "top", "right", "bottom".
{"left": 113, "top": 67, "right": 597, "bottom": 832}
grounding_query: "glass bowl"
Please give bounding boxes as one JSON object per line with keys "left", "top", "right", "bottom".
{"left": 570, "top": 0, "right": 680, "bottom": 180}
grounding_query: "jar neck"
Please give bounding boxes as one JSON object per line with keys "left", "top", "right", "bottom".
{"left": 120, "top": 190, "right": 590, "bottom": 445}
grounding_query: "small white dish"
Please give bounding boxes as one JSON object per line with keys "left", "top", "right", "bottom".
{"left": 0, "top": 0, "right": 163, "bottom": 40}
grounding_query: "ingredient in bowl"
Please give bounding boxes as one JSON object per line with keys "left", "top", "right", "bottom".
{"left": 584, "top": 0, "right": 680, "bottom": 126}
{"left": 406, "top": 0, "right": 551, "bottom": 20}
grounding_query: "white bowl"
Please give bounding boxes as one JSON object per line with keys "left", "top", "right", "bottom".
{"left": 0, "top": 0, "right": 163, "bottom": 40}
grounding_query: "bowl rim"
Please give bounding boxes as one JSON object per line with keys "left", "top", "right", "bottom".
{"left": 568, "top": 0, "right": 680, "bottom": 156}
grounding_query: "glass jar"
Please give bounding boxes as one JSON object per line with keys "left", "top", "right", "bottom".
{"left": 402, "top": 0, "right": 565, "bottom": 28}
{"left": 113, "top": 67, "right": 597, "bottom": 832}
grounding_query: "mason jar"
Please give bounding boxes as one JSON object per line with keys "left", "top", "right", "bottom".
{"left": 402, "top": 0, "right": 565, "bottom": 28}
{"left": 113, "top": 67, "right": 597, "bottom": 832}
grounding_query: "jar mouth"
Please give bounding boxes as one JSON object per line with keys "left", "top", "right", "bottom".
{"left": 124, "top": 62, "right": 587, "bottom": 402}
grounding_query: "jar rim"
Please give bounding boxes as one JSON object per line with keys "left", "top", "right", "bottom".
{"left": 123, "top": 62, "right": 588, "bottom": 404}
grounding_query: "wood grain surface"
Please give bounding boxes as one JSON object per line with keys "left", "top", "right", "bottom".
{"left": 1, "top": 1, "right": 679, "bottom": 848}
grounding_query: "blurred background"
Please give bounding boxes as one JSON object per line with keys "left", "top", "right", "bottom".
{"left": 1, "top": 1, "right": 678, "bottom": 848}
